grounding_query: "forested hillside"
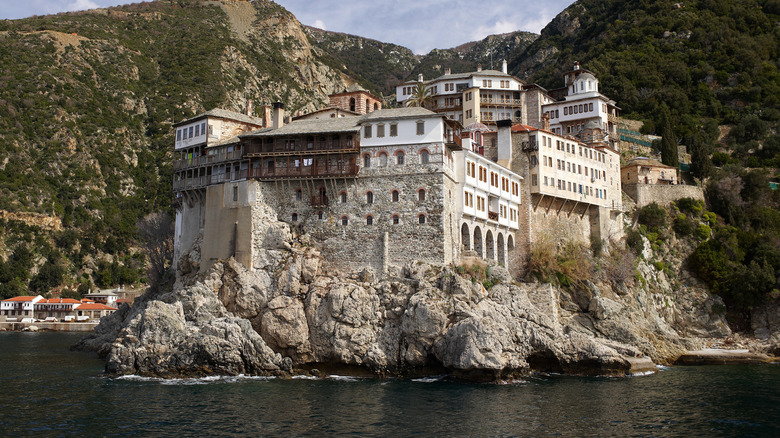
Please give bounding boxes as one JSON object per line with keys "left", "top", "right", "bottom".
{"left": 0, "top": 0, "right": 351, "bottom": 297}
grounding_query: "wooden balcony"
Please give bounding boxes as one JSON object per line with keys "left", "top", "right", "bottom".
{"left": 173, "top": 151, "right": 243, "bottom": 170}
{"left": 480, "top": 97, "right": 522, "bottom": 106}
{"left": 249, "top": 162, "right": 358, "bottom": 180}
{"left": 243, "top": 140, "right": 357, "bottom": 158}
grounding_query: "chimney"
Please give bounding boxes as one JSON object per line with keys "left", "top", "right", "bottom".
{"left": 542, "top": 113, "right": 550, "bottom": 131}
{"left": 246, "top": 99, "right": 253, "bottom": 117}
{"left": 496, "top": 119, "right": 513, "bottom": 170}
{"left": 272, "top": 102, "right": 285, "bottom": 129}
{"left": 574, "top": 61, "right": 580, "bottom": 70}
{"left": 444, "top": 67, "right": 451, "bottom": 75}
{"left": 477, "top": 64, "right": 482, "bottom": 72}
{"left": 261, "top": 105, "right": 271, "bottom": 128}
{"left": 502, "top": 59, "right": 507, "bottom": 74}
{"left": 418, "top": 73, "right": 424, "bottom": 82}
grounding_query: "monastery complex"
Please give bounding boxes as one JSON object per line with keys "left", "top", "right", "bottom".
{"left": 172, "top": 63, "right": 675, "bottom": 275}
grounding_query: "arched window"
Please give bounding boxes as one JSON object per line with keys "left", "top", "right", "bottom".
{"left": 341, "top": 216, "right": 349, "bottom": 226}
{"left": 379, "top": 152, "right": 388, "bottom": 167}
{"left": 418, "top": 214, "right": 426, "bottom": 224}
{"left": 295, "top": 189, "right": 302, "bottom": 201}
{"left": 349, "top": 98, "right": 356, "bottom": 112}
{"left": 366, "top": 191, "right": 374, "bottom": 204}
{"left": 366, "top": 215, "right": 373, "bottom": 225}
{"left": 418, "top": 189, "right": 426, "bottom": 202}
{"left": 396, "top": 151, "right": 405, "bottom": 165}
{"left": 366, "top": 99, "right": 370, "bottom": 111}
{"left": 374, "top": 103, "right": 379, "bottom": 111}
{"left": 420, "top": 149, "right": 429, "bottom": 164}
{"left": 363, "top": 154, "right": 371, "bottom": 168}
{"left": 340, "top": 192, "right": 347, "bottom": 203}
{"left": 392, "top": 214, "right": 400, "bottom": 225}
{"left": 292, "top": 213, "right": 298, "bottom": 222}
{"left": 318, "top": 211, "right": 323, "bottom": 220}
{"left": 392, "top": 190, "right": 399, "bottom": 202}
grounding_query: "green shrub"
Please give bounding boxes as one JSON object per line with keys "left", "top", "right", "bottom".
{"left": 702, "top": 212, "right": 717, "bottom": 226}
{"left": 676, "top": 198, "right": 703, "bottom": 215}
{"left": 673, "top": 214, "right": 695, "bottom": 236}
{"left": 637, "top": 203, "right": 667, "bottom": 233}
{"left": 626, "top": 229, "right": 644, "bottom": 255}
{"left": 654, "top": 261, "right": 665, "bottom": 271}
{"left": 696, "top": 224, "right": 712, "bottom": 241}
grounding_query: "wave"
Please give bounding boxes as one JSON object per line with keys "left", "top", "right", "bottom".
{"left": 113, "top": 374, "right": 276, "bottom": 385}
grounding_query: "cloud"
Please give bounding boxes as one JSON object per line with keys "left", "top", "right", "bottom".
{"left": 312, "top": 19, "right": 326, "bottom": 30}
{"left": 65, "top": 0, "right": 101, "bottom": 12}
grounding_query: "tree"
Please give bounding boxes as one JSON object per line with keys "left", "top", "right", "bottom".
{"left": 136, "top": 212, "right": 174, "bottom": 291}
{"left": 659, "top": 104, "right": 679, "bottom": 170}
{"left": 406, "top": 82, "right": 433, "bottom": 108}
{"left": 688, "top": 132, "right": 713, "bottom": 181}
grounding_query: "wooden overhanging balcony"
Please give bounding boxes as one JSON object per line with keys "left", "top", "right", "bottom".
{"left": 249, "top": 162, "right": 358, "bottom": 180}
{"left": 480, "top": 97, "right": 522, "bottom": 106}
{"left": 243, "top": 139, "right": 358, "bottom": 158}
{"left": 173, "top": 151, "right": 243, "bottom": 170}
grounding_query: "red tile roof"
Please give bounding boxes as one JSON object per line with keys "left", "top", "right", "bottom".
{"left": 39, "top": 298, "right": 81, "bottom": 304}
{"left": 2, "top": 296, "right": 40, "bottom": 302}
{"left": 76, "top": 303, "right": 117, "bottom": 311}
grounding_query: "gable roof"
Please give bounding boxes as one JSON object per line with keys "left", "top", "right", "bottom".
{"left": 174, "top": 109, "right": 264, "bottom": 128}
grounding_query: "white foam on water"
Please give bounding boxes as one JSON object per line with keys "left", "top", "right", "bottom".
{"left": 411, "top": 375, "right": 447, "bottom": 383}
{"left": 326, "top": 375, "right": 363, "bottom": 382}
{"left": 113, "top": 374, "right": 275, "bottom": 385}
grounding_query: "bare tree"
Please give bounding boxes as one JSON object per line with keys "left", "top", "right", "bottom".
{"left": 136, "top": 212, "right": 174, "bottom": 290}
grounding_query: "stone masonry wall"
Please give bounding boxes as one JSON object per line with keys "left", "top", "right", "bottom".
{"left": 252, "top": 170, "right": 449, "bottom": 275}
{"left": 623, "top": 183, "right": 704, "bottom": 208}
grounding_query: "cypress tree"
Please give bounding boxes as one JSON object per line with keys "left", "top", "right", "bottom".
{"left": 659, "top": 104, "right": 679, "bottom": 170}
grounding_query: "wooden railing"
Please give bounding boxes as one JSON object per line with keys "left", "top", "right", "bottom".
{"left": 249, "top": 163, "right": 358, "bottom": 179}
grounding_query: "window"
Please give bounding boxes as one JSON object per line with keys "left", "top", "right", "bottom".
{"left": 420, "top": 150, "right": 429, "bottom": 164}
{"left": 340, "top": 192, "right": 347, "bottom": 203}
{"left": 377, "top": 124, "right": 385, "bottom": 138}
{"left": 564, "top": 107, "right": 568, "bottom": 116}
{"left": 292, "top": 213, "right": 298, "bottom": 222}
{"left": 295, "top": 189, "right": 302, "bottom": 201}
{"left": 477, "top": 196, "right": 485, "bottom": 211}
{"left": 532, "top": 174, "right": 538, "bottom": 186}
{"left": 189, "top": 126, "right": 193, "bottom": 138}
{"left": 418, "top": 214, "right": 426, "bottom": 224}
{"left": 391, "top": 190, "right": 400, "bottom": 202}
{"left": 589, "top": 103, "right": 593, "bottom": 112}
{"left": 233, "top": 186, "right": 238, "bottom": 202}
{"left": 418, "top": 189, "right": 426, "bottom": 201}
{"left": 177, "top": 130, "right": 181, "bottom": 141}
{"left": 195, "top": 124, "right": 199, "bottom": 137}
{"left": 318, "top": 211, "right": 323, "bottom": 220}
{"left": 364, "top": 125, "right": 372, "bottom": 138}
{"left": 366, "top": 191, "right": 374, "bottom": 204}
{"left": 392, "top": 214, "right": 400, "bottom": 225}
{"left": 416, "top": 121, "right": 424, "bottom": 135}
{"left": 390, "top": 124, "right": 398, "bottom": 136}
{"left": 201, "top": 122, "right": 206, "bottom": 135}
{"left": 364, "top": 154, "right": 371, "bottom": 168}
{"left": 366, "top": 215, "right": 373, "bottom": 225}
{"left": 396, "top": 151, "right": 405, "bottom": 165}
{"left": 341, "top": 216, "right": 349, "bottom": 226}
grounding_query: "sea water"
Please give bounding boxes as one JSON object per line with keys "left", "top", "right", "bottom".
{"left": 1, "top": 331, "right": 778, "bottom": 437}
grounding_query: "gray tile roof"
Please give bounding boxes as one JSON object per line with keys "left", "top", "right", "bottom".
{"left": 174, "top": 108, "right": 264, "bottom": 127}
{"left": 359, "top": 107, "right": 438, "bottom": 121}
{"left": 241, "top": 116, "right": 362, "bottom": 138}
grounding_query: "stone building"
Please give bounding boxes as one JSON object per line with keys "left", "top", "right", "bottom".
{"left": 328, "top": 84, "right": 383, "bottom": 115}
{"left": 173, "top": 103, "right": 524, "bottom": 275}
{"left": 621, "top": 157, "right": 677, "bottom": 185}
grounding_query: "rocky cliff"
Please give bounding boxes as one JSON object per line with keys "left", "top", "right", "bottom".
{"left": 77, "top": 212, "right": 733, "bottom": 380}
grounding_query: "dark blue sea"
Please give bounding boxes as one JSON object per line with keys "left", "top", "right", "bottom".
{"left": 1, "top": 331, "right": 778, "bottom": 437}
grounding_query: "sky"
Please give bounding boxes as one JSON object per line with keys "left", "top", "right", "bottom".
{"left": 0, "top": 0, "right": 574, "bottom": 54}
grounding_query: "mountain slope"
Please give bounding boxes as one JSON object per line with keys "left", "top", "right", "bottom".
{"left": 0, "top": 0, "right": 352, "bottom": 296}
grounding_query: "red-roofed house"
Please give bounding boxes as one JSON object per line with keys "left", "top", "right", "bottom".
{"left": 75, "top": 303, "right": 117, "bottom": 320}
{"left": 34, "top": 298, "right": 82, "bottom": 321}
{"left": 1, "top": 295, "right": 44, "bottom": 320}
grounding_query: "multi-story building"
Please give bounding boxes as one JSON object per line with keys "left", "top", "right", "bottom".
{"left": 395, "top": 62, "right": 620, "bottom": 150}
{"left": 173, "top": 102, "right": 525, "bottom": 274}
{"left": 542, "top": 63, "right": 621, "bottom": 149}
{"left": 395, "top": 61, "right": 528, "bottom": 127}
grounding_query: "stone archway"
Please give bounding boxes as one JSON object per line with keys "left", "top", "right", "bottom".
{"left": 497, "top": 233, "right": 505, "bottom": 266}
{"left": 461, "top": 223, "right": 471, "bottom": 251}
{"left": 507, "top": 234, "right": 515, "bottom": 251}
{"left": 486, "top": 230, "right": 495, "bottom": 261}
{"left": 473, "top": 226, "right": 483, "bottom": 258}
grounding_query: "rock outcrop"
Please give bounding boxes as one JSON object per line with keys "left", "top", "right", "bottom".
{"left": 77, "top": 216, "right": 731, "bottom": 380}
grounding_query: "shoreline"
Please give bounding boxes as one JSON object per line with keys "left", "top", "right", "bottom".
{"left": 0, "top": 321, "right": 99, "bottom": 332}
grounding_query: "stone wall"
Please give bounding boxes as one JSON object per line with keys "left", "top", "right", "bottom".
{"left": 623, "top": 183, "right": 704, "bottom": 208}
{"left": 252, "top": 170, "right": 451, "bottom": 274}
{"left": 530, "top": 197, "right": 592, "bottom": 245}
{"left": 200, "top": 182, "right": 254, "bottom": 272}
